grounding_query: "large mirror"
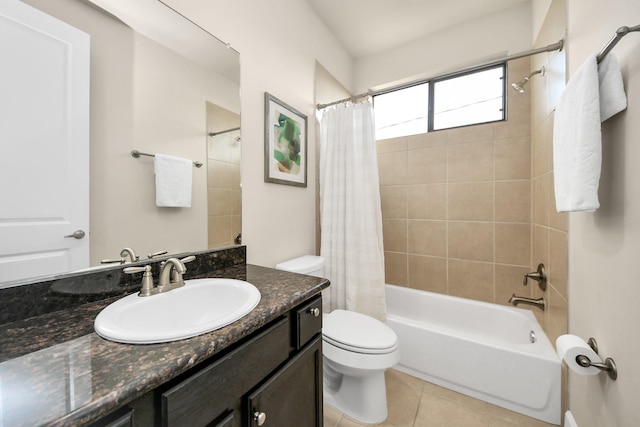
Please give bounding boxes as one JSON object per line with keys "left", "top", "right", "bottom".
{"left": 0, "top": 0, "right": 240, "bottom": 286}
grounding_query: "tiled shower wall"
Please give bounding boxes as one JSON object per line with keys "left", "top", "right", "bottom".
{"left": 378, "top": 58, "right": 535, "bottom": 306}
{"left": 207, "top": 103, "right": 242, "bottom": 248}
{"left": 528, "top": 0, "right": 568, "bottom": 345}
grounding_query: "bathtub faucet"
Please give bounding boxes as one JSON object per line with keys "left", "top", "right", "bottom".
{"left": 508, "top": 294, "right": 545, "bottom": 311}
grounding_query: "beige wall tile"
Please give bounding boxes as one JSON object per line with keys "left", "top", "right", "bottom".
{"left": 495, "top": 137, "right": 531, "bottom": 181}
{"left": 532, "top": 225, "right": 550, "bottom": 270}
{"left": 495, "top": 181, "right": 531, "bottom": 223}
{"left": 208, "top": 215, "right": 231, "bottom": 246}
{"left": 495, "top": 264, "right": 533, "bottom": 306}
{"left": 408, "top": 129, "right": 448, "bottom": 149}
{"left": 494, "top": 108, "right": 531, "bottom": 139}
{"left": 208, "top": 160, "right": 233, "bottom": 188}
{"left": 408, "top": 255, "right": 447, "bottom": 294}
{"left": 532, "top": 174, "right": 550, "bottom": 226}
{"left": 408, "top": 146, "right": 447, "bottom": 184}
{"left": 549, "top": 229, "right": 568, "bottom": 299}
{"left": 548, "top": 171, "right": 568, "bottom": 231}
{"left": 374, "top": 57, "right": 535, "bottom": 308}
{"left": 381, "top": 186, "right": 408, "bottom": 219}
{"left": 448, "top": 222, "right": 494, "bottom": 262}
{"left": 408, "top": 184, "right": 446, "bottom": 220}
{"left": 495, "top": 223, "right": 531, "bottom": 266}
{"left": 208, "top": 188, "right": 231, "bottom": 215}
{"left": 408, "top": 220, "right": 447, "bottom": 257}
{"left": 231, "top": 189, "right": 241, "bottom": 215}
{"left": 545, "top": 285, "right": 568, "bottom": 345}
{"left": 384, "top": 251, "right": 407, "bottom": 286}
{"left": 448, "top": 182, "right": 494, "bottom": 221}
{"left": 377, "top": 136, "right": 408, "bottom": 154}
{"left": 383, "top": 219, "right": 407, "bottom": 252}
{"left": 378, "top": 151, "right": 408, "bottom": 185}
{"left": 447, "top": 123, "right": 494, "bottom": 145}
{"left": 447, "top": 141, "right": 494, "bottom": 183}
{"left": 532, "top": 114, "right": 554, "bottom": 178}
{"left": 448, "top": 259, "right": 494, "bottom": 302}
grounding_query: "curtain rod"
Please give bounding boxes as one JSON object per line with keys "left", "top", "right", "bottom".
{"left": 317, "top": 39, "right": 564, "bottom": 110}
{"left": 208, "top": 126, "right": 240, "bottom": 137}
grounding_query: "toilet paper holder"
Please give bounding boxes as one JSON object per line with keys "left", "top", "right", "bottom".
{"left": 576, "top": 338, "right": 618, "bottom": 380}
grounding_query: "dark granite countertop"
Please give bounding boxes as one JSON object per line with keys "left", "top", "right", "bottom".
{"left": 0, "top": 264, "right": 329, "bottom": 427}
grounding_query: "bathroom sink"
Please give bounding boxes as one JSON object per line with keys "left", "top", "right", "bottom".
{"left": 94, "top": 278, "right": 261, "bottom": 344}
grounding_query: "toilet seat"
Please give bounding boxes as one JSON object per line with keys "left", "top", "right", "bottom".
{"left": 323, "top": 310, "right": 398, "bottom": 354}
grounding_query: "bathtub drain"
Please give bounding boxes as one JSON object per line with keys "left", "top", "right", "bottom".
{"left": 530, "top": 330, "right": 537, "bottom": 343}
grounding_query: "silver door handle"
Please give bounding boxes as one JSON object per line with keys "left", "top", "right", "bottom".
{"left": 64, "top": 230, "right": 86, "bottom": 239}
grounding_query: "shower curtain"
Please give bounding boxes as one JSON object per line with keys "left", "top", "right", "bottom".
{"left": 318, "top": 100, "right": 386, "bottom": 321}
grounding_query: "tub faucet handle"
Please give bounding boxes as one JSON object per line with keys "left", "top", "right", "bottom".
{"left": 523, "top": 263, "right": 547, "bottom": 291}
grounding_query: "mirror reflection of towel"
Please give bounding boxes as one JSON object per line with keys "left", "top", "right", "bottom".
{"left": 154, "top": 154, "right": 193, "bottom": 208}
{"left": 553, "top": 53, "right": 627, "bottom": 212}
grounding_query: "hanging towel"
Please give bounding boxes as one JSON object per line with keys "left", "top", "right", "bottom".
{"left": 553, "top": 53, "right": 627, "bottom": 212}
{"left": 154, "top": 154, "right": 193, "bottom": 207}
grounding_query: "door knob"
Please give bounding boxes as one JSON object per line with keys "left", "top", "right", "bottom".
{"left": 253, "top": 411, "right": 267, "bottom": 426}
{"left": 64, "top": 230, "right": 86, "bottom": 239}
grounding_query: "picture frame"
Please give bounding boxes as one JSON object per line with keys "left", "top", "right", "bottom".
{"left": 264, "top": 92, "right": 307, "bottom": 187}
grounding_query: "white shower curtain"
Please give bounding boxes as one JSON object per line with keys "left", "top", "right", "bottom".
{"left": 318, "top": 100, "right": 386, "bottom": 321}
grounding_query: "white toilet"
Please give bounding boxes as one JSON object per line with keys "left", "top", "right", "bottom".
{"left": 275, "top": 255, "right": 400, "bottom": 425}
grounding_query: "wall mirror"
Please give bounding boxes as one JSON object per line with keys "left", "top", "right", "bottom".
{"left": 0, "top": 0, "right": 240, "bottom": 287}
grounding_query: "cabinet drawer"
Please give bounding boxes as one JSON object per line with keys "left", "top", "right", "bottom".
{"left": 295, "top": 296, "right": 322, "bottom": 349}
{"left": 162, "top": 317, "right": 290, "bottom": 427}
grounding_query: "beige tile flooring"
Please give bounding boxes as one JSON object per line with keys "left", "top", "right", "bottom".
{"left": 324, "top": 369, "right": 557, "bottom": 427}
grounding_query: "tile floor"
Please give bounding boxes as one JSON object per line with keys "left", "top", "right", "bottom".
{"left": 323, "top": 369, "right": 557, "bottom": 427}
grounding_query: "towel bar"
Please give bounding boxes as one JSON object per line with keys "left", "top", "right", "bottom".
{"left": 597, "top": 24, "right": 640, "bottom": 63}
{"left": 131, "top": 150, "right": 203, "bottom": 168}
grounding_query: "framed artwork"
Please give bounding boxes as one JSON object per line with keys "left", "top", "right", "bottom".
{"left": 264, "top": 92, "right": 307, "bottom": 187}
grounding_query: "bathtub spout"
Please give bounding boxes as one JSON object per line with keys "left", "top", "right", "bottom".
{"left": 509, "top": 294, "right": 545, "bottom": 310}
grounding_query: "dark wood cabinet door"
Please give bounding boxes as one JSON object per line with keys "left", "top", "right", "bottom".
{"left": 247, "top": 337, "right": 322, "bottom": 427}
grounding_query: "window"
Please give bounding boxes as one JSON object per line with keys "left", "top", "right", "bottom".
{"left": 374, "top": 64, "right": 505, "bottom": 140}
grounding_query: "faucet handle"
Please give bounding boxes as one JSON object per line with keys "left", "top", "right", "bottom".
{"left": 168, "top": 256, "right": 195, "bottom": 283}
{"left": 148, "top": 250, "right": 168, "bottom": 259}
{"left": 523, "top": 263, "right": 547, "bottom": 291}
{"left": 100, "top": 258, "right": 125, "bottom": 265}
{"left": 180, "top": 255, "right": 196, "bottom": 264}
{"left": 124, "top": 265, "right": 155, "bottom": 296}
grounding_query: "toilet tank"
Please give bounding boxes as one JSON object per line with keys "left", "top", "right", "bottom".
{"left": 275, "top": 255, "right": 325, "bottom": 277}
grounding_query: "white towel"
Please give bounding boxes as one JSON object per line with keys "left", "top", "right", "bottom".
{"left": 553, "top": 53, "right": 627, "bottom": 212}
{"left": 154, "top": 154, "right": 193, "bottom": 207}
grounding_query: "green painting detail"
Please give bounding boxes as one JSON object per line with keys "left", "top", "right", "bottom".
{"left": 274, "top": 112, "right": 301, "bottom": 175}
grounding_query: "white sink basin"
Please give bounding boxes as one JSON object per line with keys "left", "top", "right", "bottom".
{"left": 94, "top": 278, "right": 261, "bottom": 344}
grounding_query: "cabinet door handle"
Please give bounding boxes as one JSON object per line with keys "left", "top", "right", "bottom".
{"left": 308, "top": 307, "right": 320, "bottom": 317}
{"left": 253, "top": 411, "right": 267, "bottom": 426}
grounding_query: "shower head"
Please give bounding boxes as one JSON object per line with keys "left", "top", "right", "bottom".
{"left": 511, "top": 66, "right": 545, "bottom": 93}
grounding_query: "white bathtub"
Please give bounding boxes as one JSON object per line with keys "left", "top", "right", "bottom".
{"left": 385, "top": 284, "right": 561, "bottom": 425}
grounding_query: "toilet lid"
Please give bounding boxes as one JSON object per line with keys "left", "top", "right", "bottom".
{"left": 322, "top": 310, "right": 398, "bottom": 354}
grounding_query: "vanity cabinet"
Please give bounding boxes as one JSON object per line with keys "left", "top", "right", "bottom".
{"left": 163, "top": 294, "right": 323, "bottom": 427}
{"left": 93, "top": 295, "right": 323, "bottom": 427}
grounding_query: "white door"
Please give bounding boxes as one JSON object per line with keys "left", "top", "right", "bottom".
{"left": 0, "top": 0, "right": 90, "bottom": 284}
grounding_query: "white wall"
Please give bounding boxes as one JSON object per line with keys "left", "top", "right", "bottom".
{"left": 161, "top": 0, "right": 353, "bottom": 267}
{"left": 565, "top": 1, "right": 640, "bottom": 425}
{"left": 352, "top": 2, "right": 533, "bottom": 93}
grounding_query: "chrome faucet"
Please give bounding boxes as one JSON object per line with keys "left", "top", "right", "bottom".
{"left": 509, "top": 294, "right": 546, "bottom": 310}
{"left": 124, "top": 255, "right": 196, "bottom": 297}
{"left": 159, "top": 258, "right": 187, "bottom": 289}
{"left": 100, "top": 247, "right": 139, "bottom": 265}
{"left": 158, "top": 255, "right": 196, "bottom": 291}
{"left": 120, "top": 247, "right": 139, "bottom": 263}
